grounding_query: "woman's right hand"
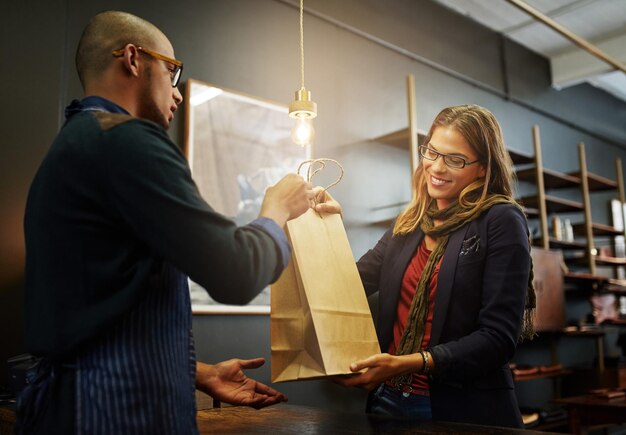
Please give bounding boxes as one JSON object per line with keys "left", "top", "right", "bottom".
{"left": 331, "top": 353, "right": 419, "bottom": 391}
{"left": 313, "top": 186, "right": 343, "bottom": 215}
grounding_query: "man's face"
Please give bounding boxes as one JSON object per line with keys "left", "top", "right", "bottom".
{"left": 137, "top": 38, "right": 183, "bottom": 130}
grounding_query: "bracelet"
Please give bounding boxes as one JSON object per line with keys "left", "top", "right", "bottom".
{"left": 420, "top": 350, "right": 431, "bottom": 375}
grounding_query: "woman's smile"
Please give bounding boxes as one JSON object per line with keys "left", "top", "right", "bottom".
{"left": 429, "top": 174, "right": 450, "bottom": 187}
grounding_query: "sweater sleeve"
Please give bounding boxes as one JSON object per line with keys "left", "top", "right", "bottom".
{"left": 99, "top": 119, "right": 287, "bottom": 304}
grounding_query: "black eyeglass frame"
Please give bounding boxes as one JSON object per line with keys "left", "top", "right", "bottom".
{"left": 112, "top": 46, "right": 183, "bottom": 87}
{"left": 418, "top": 145, "right": 482, "bottom": 169}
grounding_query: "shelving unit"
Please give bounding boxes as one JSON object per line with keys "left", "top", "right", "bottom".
{"left": 584, "top": 148, "right": 622, "bottom": 273}
{"left": 509, "top": 127, "right": 626, "bottom": 431}
{"left": 372, "top": 74, "right": 426, "bottom": 174}
{"left": 513, "top": 126, "right": 626, "bottom": 291}
{"left": 373, "top": 127, "right": 426, "bottom": 170}
{"left": 370, "top": 74, "right": 426, "bottom": 226}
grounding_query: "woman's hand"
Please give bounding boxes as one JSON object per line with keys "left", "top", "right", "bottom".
{"left": 313, "top": 186, "right": 343, "bottom": 215}
{"left": 331, "top": 353, "right": 419, "bottom": 391}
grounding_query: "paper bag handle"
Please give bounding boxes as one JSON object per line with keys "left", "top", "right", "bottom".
{"left": 297, "top": 158, "right": 344, "bottom": 194}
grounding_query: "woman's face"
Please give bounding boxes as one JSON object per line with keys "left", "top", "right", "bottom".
{"left": 422, "top": 126, "right": 486, "bottom": 209}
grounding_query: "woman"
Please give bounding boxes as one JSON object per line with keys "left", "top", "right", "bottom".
{"left": 318, "top": 105, "right": 534, "bottom": 428}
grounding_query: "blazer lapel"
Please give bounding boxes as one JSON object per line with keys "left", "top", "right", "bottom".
{"left": 429, "top": 225, "right": 470, "bottom": 346}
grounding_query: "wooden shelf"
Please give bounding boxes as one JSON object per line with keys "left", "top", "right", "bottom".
{"left": 542, "top": 237, "right": 587, "bottom": 250}
{"left": 367, "top": 202, "right": 408, "bottom": 227}
{"left": 564, "top": 272, "right": 608, "bottom": 289}
{"left": 562, "top": 328, "right": 605, "bottom": 338}
{"left": 508, "top": 148, "right": 534, "bottom": 165}
{"left": 516, "top": 167, "right": 580, "bottom": 189}
{"left": 372, "top": 128, "right": 426, "bottom": 149}
{"left": 603, "top": 317, "right": 626, "bottom": 325}
{"left": 604, "top": 279, "right": 626, "bottom": 294}
{"left": 531, "top": 420, "right": 568, "bottom": 432}
{"left": 573, "top": 222, "right": 623, "bottom": 237}
{"left": 607, "top": 278, "right": 626, "bottom": 287}
{"left": 563, "top": 273, "right": 626, "bottom": 294}
{"left": 513, "top": 368, "right": 573, "bottom": 382}
{"left": 563, "top": 254, "right": 589, "bottom": 267}
{"left": 531, "top": 237, "right": 587, "bottom": 250}
{"left": 563, "top": 253, "right": 626, "bottom": 269}
{"left": 368, "top": 217, "right": 394, "bottom": 227}
{"left": 524, "top": 206, "right": 540, "bottom": 217}
{"left": 594, "top": 255, "right": 626, "bottom": 266}
{"left": 520, "top": 194, "right": 583, "bottom": 213}
{"left": 568, "top": 171, "right": 619, "bottom": 191}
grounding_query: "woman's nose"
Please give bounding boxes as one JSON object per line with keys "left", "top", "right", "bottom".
{"left": 431, "top": 156, "right": 447, "bottom": 171}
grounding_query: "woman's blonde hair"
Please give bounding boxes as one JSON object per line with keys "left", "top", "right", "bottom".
{"left": 393, "top": 104, "right": 516, "bottom": 235}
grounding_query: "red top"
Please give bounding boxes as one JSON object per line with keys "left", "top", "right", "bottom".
{"left": 387, "top": 240, "right": 441, "bottom": 395}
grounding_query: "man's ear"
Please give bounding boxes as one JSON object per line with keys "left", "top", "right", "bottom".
{"left": 122, "top": 44, "right": 141, "bottom": 78}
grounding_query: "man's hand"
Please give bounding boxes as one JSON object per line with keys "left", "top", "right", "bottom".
{"left": 259, "top": 174, "right": 314, "bottom": 227}
{"left": 331, "top": 353, "right": 418, "bottom": 391}
{"left": 312, "top": 186, "right": 342, "bottom": 215}
{"left": 196, "top": 358, "right": 287, "bottom": 409}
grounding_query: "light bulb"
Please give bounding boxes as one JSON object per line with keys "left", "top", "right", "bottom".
{"left": 291, "top": 115, "right": 315, "bottom": 146}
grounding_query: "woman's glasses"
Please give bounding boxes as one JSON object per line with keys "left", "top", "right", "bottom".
{"left": 419, "top": 145, "right": 481, "bottom": 169}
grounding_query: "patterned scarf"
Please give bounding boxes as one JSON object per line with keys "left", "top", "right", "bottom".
{"left": 391, "top": 194, "right": 536, "bottom": 387}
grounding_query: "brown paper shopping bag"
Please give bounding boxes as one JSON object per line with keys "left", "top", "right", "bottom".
{"left": 270, "top": 208, "right": 381, "bottom": 382}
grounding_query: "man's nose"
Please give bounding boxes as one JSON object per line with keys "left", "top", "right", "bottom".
{"left": 173, "top": 86, "right": 183, "bottom": 104}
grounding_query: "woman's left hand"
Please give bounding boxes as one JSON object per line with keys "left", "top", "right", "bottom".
{"left": 331, "top": 353, "right": 417, "bottom": 391}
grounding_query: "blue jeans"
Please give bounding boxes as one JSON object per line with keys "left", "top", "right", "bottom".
{"left": 367, "top": 383, "right": 432, "bottom": 420}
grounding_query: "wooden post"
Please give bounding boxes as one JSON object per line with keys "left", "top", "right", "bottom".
{"left": 532, "top": 125, "right": 549, "bottom": 249}
{"left": 406, "top": 74, "right": 418, "bottom": 175}
{"left": 616, "top": 158, "right": 625, "bottom": 236}
{"left": 578, "top": 143, "right": 596, "bottom": 275}
{"left": 615, "top": 158, "right": 626, "bottom": 280}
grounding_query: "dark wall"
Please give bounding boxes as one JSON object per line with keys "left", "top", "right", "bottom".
{"left": 2, "top": 0, "right": 625, "bottom": 410}
{"left": 0, "top": 0, "right": 67, "bottom": 386}
{"left": 300, "top": 0, "right": 626, "bottom": 147}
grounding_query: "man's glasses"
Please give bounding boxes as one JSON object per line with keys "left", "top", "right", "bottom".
{"left": 418, "top": 145, "right": 481, "bottom": 169}
{"left": 112, "top": 46, "right": 183, "bottom": 87}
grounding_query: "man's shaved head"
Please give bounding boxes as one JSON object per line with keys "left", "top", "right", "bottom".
{"left": 75, "top": 11, "right": 164, "bottom": 88}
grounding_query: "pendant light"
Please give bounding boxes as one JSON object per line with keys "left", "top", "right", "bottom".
{"left": 289, "top": 0, "right": 317, "bottom": 147}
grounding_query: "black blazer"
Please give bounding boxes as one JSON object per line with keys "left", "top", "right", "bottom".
{"left": 357, "top": 204, "right": 530, "bottom": 428}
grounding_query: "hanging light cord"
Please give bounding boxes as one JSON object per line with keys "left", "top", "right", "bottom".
{"left": 299, "top": 0, "right": 305, "bottom": 89}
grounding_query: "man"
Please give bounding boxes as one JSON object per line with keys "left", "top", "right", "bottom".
{"left": 19, "top": 10, "right": 315, "bottom": 434}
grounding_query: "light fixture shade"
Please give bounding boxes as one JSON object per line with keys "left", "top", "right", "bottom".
{"left": 289, "top": 87, "right": 317, "bottom": 119}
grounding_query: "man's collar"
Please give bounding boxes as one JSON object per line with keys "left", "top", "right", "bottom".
{"left": 64, "top": 96, "right": 130, "bottom": 119}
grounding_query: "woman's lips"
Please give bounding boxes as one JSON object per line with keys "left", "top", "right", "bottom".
{"left": 430, "top": 175, "right": 449, "bottom": 186}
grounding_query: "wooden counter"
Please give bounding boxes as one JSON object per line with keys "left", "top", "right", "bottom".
{"left": 0, "top": 404, "right": 16, "bottom": 434}
{"left": 196, "top": 404, "right": 559, "bottom": 434}
{"left": 1, "top": 402, "right": 561, "bottom": 434}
